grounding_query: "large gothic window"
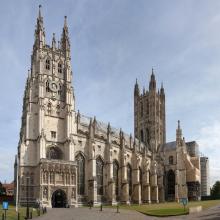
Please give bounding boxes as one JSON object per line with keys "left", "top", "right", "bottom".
{"left": 139, "top": 167, "right": 142, "bottom": 198}
{"left": 140, "top": 130, "right": 144, "bottom": 142}
{"left": 146, "top": 128, "right": 150, "bottom": 144}
{"left": 167, "top": 170, "right": 175, "bottom": 200}
{"left": 46, "top": 147, "right": 62, "bottom": 160}
{"left": 127, "top": 164, "right": 132, "bottom": 196}
{"left": 76, "top": 153, "right": 85, "bottom": 195}
{"left": 113, "top": 160, "right": 119, "bottom": 196}
{"left": 96, "top": 157, "right": 104, "bottom": 195}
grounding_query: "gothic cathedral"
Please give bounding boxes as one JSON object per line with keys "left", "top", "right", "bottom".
{"left": 15, "top": 7, "right": 201, "bottom": 207}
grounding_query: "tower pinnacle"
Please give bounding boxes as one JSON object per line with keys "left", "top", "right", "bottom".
{"left": 61, "top": 15, "right": 70, "bottom": 56}
{"left": 149, "top": 68, "right": 156, "bottom": 91}
{"left": 34, "top": 5, "right": 45, "bottom": 49}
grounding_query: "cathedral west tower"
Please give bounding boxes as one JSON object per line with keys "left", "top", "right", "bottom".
{"left": 16, "top": 6, "right": 78, "bottom": 207}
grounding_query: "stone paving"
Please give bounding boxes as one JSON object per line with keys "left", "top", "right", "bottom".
{"left": 33, "top": 205, "right": 220, "bottom": 220}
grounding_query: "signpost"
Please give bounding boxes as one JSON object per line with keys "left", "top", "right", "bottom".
{"left": 2, "top": 201, "right": 9, "bottom": 220}
{"left": 180, "top": 198, "right": 188, "bottom": 211}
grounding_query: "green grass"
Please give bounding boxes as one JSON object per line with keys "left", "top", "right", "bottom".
{"left": 107, "top": 200, "right": 220, "bottom": 217}
{"left": 0, "top": 205, "right": 41, "bottom": 220}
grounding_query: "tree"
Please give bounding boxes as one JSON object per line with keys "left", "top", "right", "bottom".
{"left": 0, "top": 182, "right": 6, "bottom": 196}
{"left": 211, "top": 181, "right": 220, "bottom": 196}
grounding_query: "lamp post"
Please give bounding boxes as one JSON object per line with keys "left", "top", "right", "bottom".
{"left": 26, "top": 177, "right": 30, "bottom": 219}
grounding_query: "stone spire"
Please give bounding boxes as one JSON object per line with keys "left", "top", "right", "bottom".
{"left": 149, "top": 68, "right": 156, "bottom": 91}
{"left": 134, "top": 78, "right": 140, "bottom": 96}
{"left": 61, "top": 16, "right": 70, "bottom": 57}
{"left": 34, "top": 5, "right": 45, "bottom": 49}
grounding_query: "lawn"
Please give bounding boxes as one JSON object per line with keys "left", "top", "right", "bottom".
{"left": 114, "top": 200, "right": 220, "bottom": 217}
{"left": 0, "top": 205, "right": 41, "bottom": 220}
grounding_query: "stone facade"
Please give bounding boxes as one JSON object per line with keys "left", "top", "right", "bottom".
{"left": 15, "top": 7, "right": 202, "bottom": 207}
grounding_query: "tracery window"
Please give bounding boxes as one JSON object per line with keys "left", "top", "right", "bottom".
{"left": 113, "top": 160, "right": 119, "bottom": 196}
{"left": 146, "top": 128, "right": 150, "bottom": 144}
{"left": 45, "top": 59, "right": 50, "bottom": 70}
{"left": 127, "top": 164, "right": 132, "bottom": 196}
{"left": 140, "top": 130, "right": 144, "bottom": 142}
{"left": 76, "top": 153, "right": 85, "bottom": 195}
{"left": 46, "top": 147, "right": 62, "bottom": 160}
{"left": 58, "top": 63, "right": 62, "bottom": 73}
{"left": 139, "top": 167, "right": 142, "bottom": 197}
{"left": 96, "top": 157, "right": 104, "bottom": 195}
{"left": 140, "top": 102, "right": 143, "bottom": 117}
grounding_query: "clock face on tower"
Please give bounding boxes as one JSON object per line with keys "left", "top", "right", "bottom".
{"left": 49, "top": 81, "right": 59, "bottom": 92}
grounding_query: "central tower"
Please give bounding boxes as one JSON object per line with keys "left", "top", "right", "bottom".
{"left": 134, "top": 69, "right": 166, "bottom": 152}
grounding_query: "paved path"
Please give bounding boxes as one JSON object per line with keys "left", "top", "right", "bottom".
{"left": 33, "top": 205, "right": 220, "bottom": 220}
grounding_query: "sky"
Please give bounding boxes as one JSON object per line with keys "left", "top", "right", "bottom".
{"left": 0, "top": 0, "right": 220, "bottom": 186}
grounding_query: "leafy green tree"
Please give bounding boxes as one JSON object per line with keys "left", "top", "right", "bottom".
{"left": 211, "top": 181, "right": 220, "bottom": 196}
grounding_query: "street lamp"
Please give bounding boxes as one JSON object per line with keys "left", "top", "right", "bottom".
{"left": 26, "top": 177, "right": 30, "bottom": 219}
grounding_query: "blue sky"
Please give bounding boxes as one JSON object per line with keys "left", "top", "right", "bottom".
{"left": 0, "top": 0, "right": 220, "bottom": 186}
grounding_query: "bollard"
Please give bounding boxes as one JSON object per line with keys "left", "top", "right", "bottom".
{"left": 30, "top": 212, "right": 32, "bottom": 219}
{"left": 17, "top": 212, "right": 20, "bottom": 220}
{"left": 100, "top": 203, "right": 103, "bottom": 211}
{"left": 2, "top": 213, "right": 4, "bottom": 220}
{"left": 45, "top": 207, "right": 47, "bottom": 213}
{"left": 89, "top": 201, "right": 92, "bottom": 209}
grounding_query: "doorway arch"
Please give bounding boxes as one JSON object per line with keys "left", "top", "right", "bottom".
{"left": 167, "top": 170, "right": 175, "bottom": 201}
{"left": 51, "top": 189, "right": 67, "bottom": 208}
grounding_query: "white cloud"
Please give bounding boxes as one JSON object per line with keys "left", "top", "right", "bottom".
{"left": 195, "top": 121, "right": 220, "bottom": 186}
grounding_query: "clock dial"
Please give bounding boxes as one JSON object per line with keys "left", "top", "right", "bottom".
{"left": 49, "top": 81, "right": 59, "bottom": 92}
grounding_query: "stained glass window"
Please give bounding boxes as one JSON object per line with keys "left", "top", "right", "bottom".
{"left": 113, "top": 160, "right": 119, "bottom": 196}
{"left": 96, "top": 157, "right": 104, "bottom": 195}
{"left": 76, "top": 154, "right": 85, "bottom": 195}
{"left": 127, "top": 164, "right": 132, "bottom": 196}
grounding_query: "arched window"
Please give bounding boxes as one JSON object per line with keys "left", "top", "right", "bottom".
{"left": 46, "top": 80, "right": 50, "bottom": 92}
{"left": 140, "top": 130, "right": 144, "bottom": 142}
{"left": 45, "top": 59, "right": 50, "bottom": 70}
{"left": 169, "top": 156, "right": 174, "bottom": 165}
{"left": 146, "top": 128, "right": 150, "bottom": 144}
{"left": 167, "top": 170, "right": 175, "bottom": 200}
{"left": 127, "top": 164, "right": 132, "bottom": 196}
{"left": 113, "top": 160, "right": 119, "bottom": 196}
{"left": 139, "top": 167, "right": 142, "bottom": 198}
{"left": 140, "top": 102, "right": 143, "bottom": 117}
{"left": 47, "top": 103, "right": 52, "bottom": 115}
{"left": 58, "top": 63, "right": 62, "bottom": 73}
{"left": 96, "top": 157, "right": 104, "bottom": 195}
{"left": 46, "top": 147, "right": 62, "bottom": 160}
{"left": 76, "top": 153, "right": 85, "bottom": 195}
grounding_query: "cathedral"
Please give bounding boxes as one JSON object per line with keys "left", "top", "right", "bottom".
{"left": 15, "top": 6, "right": 201, "bottom": 208}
